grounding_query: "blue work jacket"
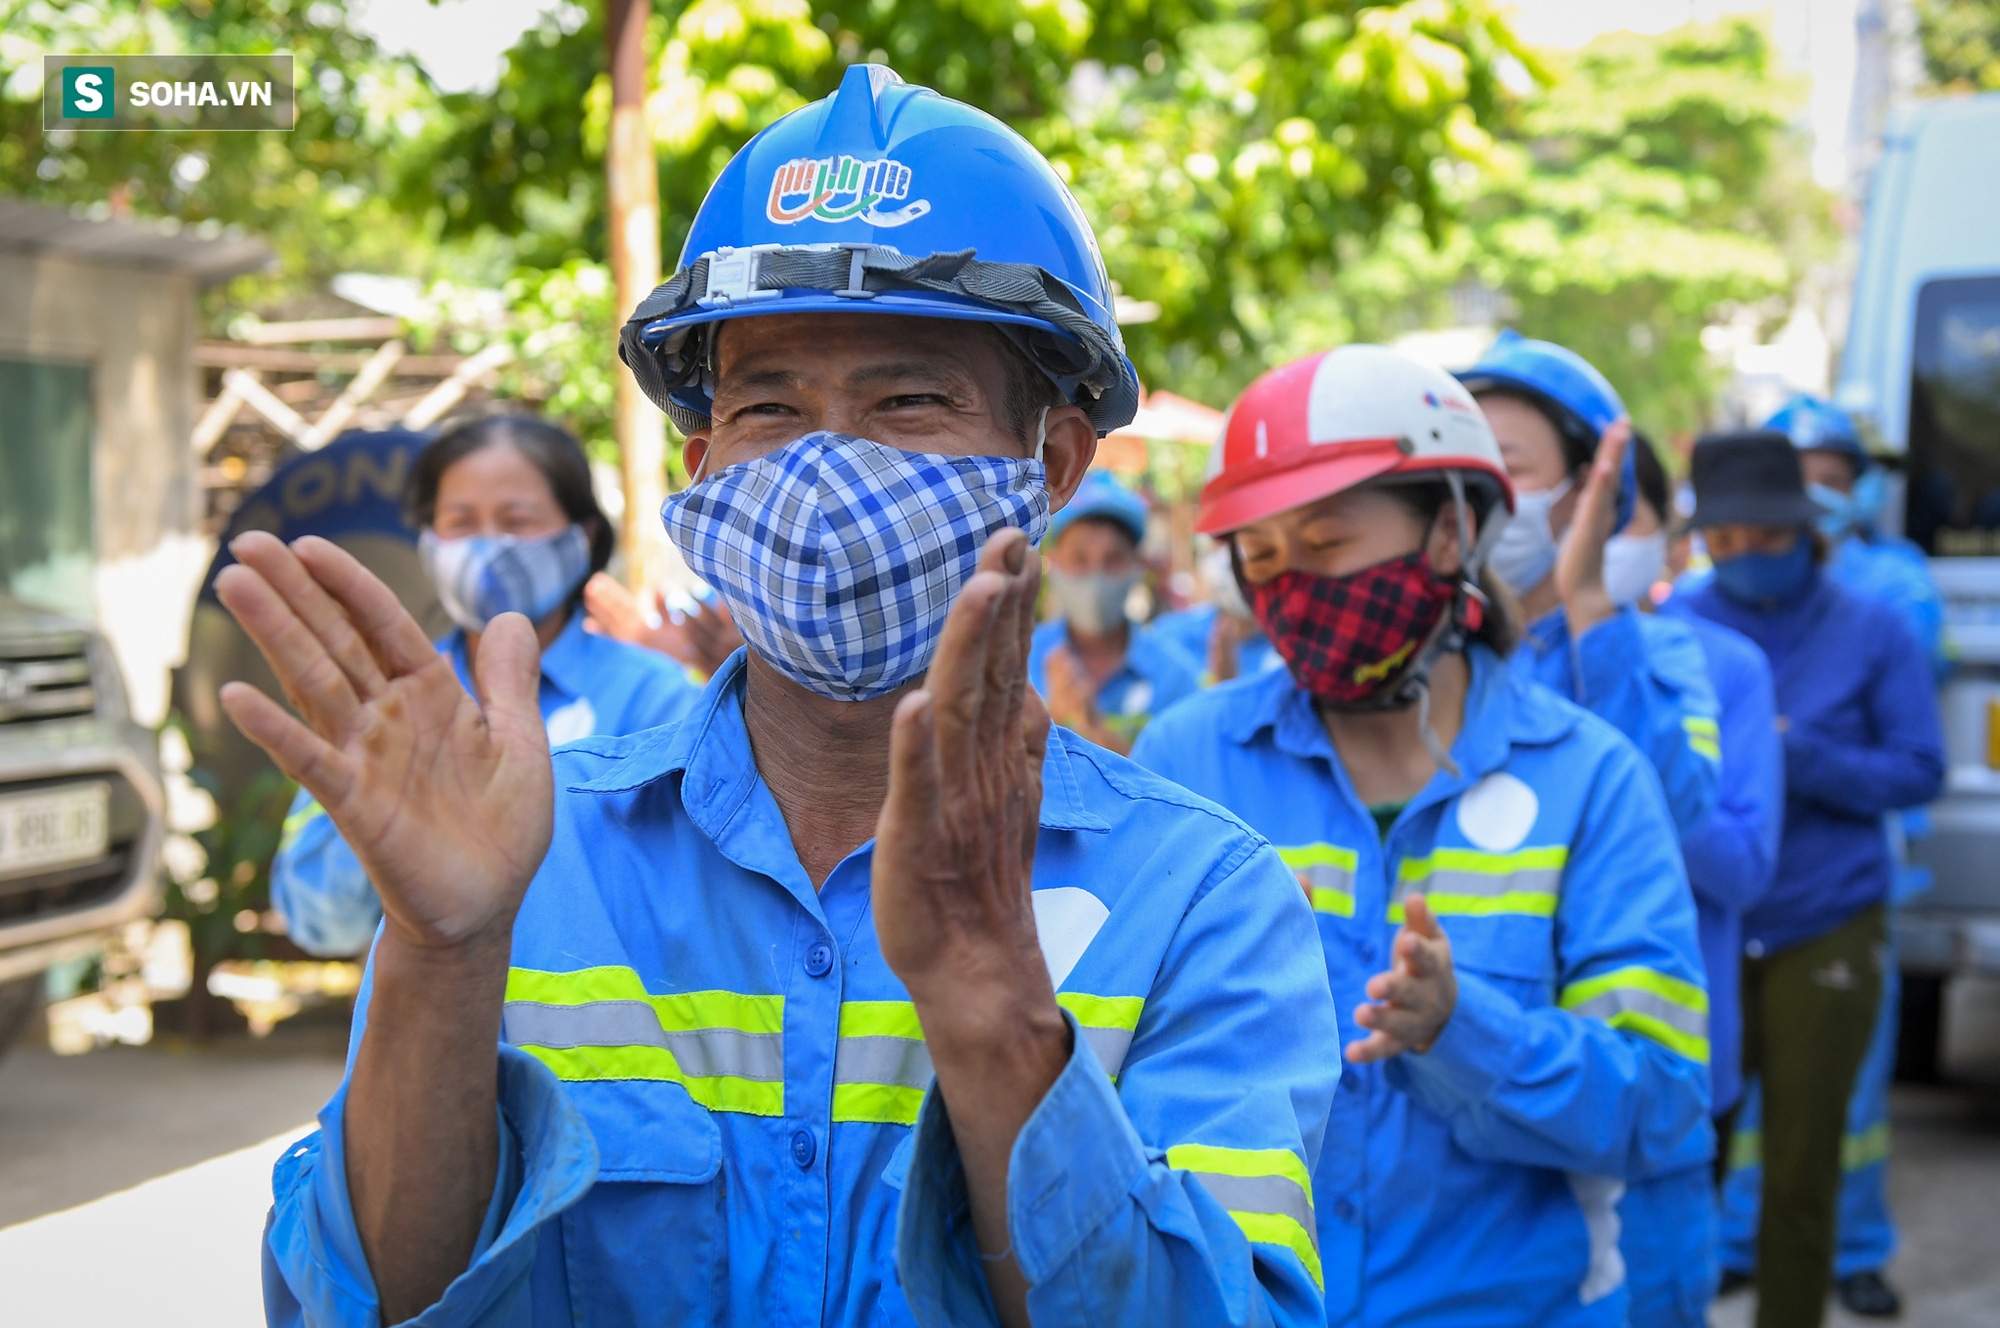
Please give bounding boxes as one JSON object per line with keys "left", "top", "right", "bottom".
{"left": 1028, "top": 617, "right": 1202, "bottom": 744}
{"left": 1152, "top": 604, "right": 1285, "bottom": 684}
{"left": 1133, "top": 647, "right": 1711, "bottom": 1328}
{"left": 263, "top": 651, "right": 1341, "bottom": 1328}
{"left": 1828, "top": 534, "right": 1949, "bottom": 680}
{"left": 1613, "top": 613, "right": 1780, "bottom": 1328}
{"left": 1676, "top": 574, "right": 1946, "bottom": 955}
{"left": 1509, "top": 606, "right": 1721, "bottom": 840}
{"left": 270, "top": 612, "right": 701, "bottom": 956}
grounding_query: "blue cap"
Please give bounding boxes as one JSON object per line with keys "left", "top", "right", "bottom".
{"left": 1764, "top": 393, "right": 1867, "bottom": 465}
{"left": 1048, "top": 471, "right": 1148, "bottom": 547}
{"left": 1457, "top": 329, "right": 1635, "bottom": 530}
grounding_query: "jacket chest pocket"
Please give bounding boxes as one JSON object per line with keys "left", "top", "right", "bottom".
{"left": 1393, "top": 843, "right": 1563, "bottom": 989}
{"left": 562, "top": 1082, "right": 728, "bottom": 1327}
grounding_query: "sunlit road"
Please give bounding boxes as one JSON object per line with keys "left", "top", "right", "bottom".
{"left": 0, "top": 986, "right": 1994, "bottom": 1327}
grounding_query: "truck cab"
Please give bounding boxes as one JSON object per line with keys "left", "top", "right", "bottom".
{"left": 1836, "top": 91, "right": 2000, "bottom": 1072}
{"left": 0, "top": 593, "right": 164, "bottom": 1059}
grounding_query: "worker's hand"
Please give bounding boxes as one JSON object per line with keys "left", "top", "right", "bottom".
{"left": 875, "top": 527, "right": 1055, "bottom": 1016}
{"left": 1346, "top": 894, "right": 1458, "bottom": 1062}
{"left": 1041, "top": 642, "right": 1097, "bottom": 733}
{"left": 215, "top": 533, "right": 552, "bottom": 954}
{"left": 1209, "top": 609, "right": 1260, "bottom": 684}
{"left": 1554, "top": 416, "right": 1630, "bottom": 640}
{"left": 583, "top": 573, "right": 744, "bottom": 677}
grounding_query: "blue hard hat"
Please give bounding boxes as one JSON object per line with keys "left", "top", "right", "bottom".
{"left": 619, "top": 63, "right": 1140, "bottom": 438}
{"left": 1764, "top": 393, "right": 1867, "bottom": 465}
{"left": 1048, "top": 471, "right": 1148, "bottom": 547}
{"left": 1457, "top": 329, "right": 1635, "bottom": 529}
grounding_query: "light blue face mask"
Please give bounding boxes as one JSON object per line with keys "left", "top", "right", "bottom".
{"left": 418, "top": 525, "right": 593, "bottom": 632}
{"left": 1809, "top": 468, "right": 1887, "bottom": 539}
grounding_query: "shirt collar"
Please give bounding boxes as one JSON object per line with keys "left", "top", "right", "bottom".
{"left": 441, "top": 610, "right": 592, "bottom": 702}
{"left": 566, "top": 649, "right": 1109, "bottom": 832}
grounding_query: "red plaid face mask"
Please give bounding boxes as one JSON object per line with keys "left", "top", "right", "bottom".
{"left": 1247, "top": 551, "right": 1457, "bottom": 705}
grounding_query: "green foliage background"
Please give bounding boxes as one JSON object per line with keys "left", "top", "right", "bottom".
{"left": 1, "top": 1, "right": 1828, "bottom": 449}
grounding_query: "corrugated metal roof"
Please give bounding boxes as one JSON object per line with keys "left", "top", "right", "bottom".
{"left": 0, "top": 197, "right": 272, "bottom": 285}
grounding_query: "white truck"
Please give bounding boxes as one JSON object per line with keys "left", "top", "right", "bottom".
{"left": 1836, "top": 91, "right": 2000, "bottom": 1076}
{"left": 0, "top": 593, "right": 164, "bottom": 1061}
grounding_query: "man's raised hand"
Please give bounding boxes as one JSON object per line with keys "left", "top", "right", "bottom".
{"left": 215, "top": 533, "right": 553, "bottom": 951}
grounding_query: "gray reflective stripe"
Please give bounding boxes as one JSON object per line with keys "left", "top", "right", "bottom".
{"left": 502, "top": 1001, "right": 785, "bottom": 1081}
{"left": 1080, "top": 1025, "right": 1135, "bottom": 1078}
{"left": 834, "top": 1035, "right": 934, "bottom": 1090}
{"left": 1298, "top": 864, "right": 1353, "bottom": 892}
{"left": 1189, "top": 1172, "right": 1319, "bottom": 1252}
{"left": 1393, "top": 868, "right": 1563, "bottom": 901}
{"left": 1567, "top": 988, "right": 1709, "bottom": 1039}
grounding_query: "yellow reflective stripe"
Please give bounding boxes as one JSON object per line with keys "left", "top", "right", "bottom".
{"left": 1233, "top": 1211, "right": 1324, "bottom": 1291}
{"left": 1278, "top": 844, "right": 1358, "bottom": 918}
{"left": 280, "top": 797, "right": 325, "bottom": 848}
{"left": 1398, "top": 846, "right": 1568, "bottom": 879}
{"left": 1727, "top": 1122, "right": 1891, "bottom": 1174}
{"left": 517, "top": 1044, "right": 785, "bottom": 1115}
{"left": 1684, "top": 715, "right": 1721, "bottom": 761}
{"left": 1167, "top": 1144, "right": 1321, "bottom": 1289}
{"left": 831, "top": 1081, "right": 926, "bottom": 1126}
{"left": 1166, "top": 1143, "right": 1313, "bottom": 1197}
{"left": 1277, "top": 844, "right": 1358, "bottom": 872}
{"left": 505, "top": 967, "right": 784, "bottom": 1034}
{"left": 1056, "top": 991, "right": 1144, "bottom": 1031}
{"left": 837, "top": 1000, "right": 925, "bottom": 1040}
{"left": 1389, "top": 891, "right": 1560, "bottom": 922}
{"left": 1600, "top": 1009, "right": 1709, "bottom": 1063}
{"left": 1560, "top": 966, "right": 1708, "bottom": 1016}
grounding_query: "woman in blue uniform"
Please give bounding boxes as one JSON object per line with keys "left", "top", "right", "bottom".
{"left": 270, "top": 415, "right": 700, "bottom": 955}
{"left": 1134, "top": 345, "right": 1709, "bottom": 1327}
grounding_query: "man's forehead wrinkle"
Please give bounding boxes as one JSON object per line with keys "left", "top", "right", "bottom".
{"left": 845, "top": 359, "right": 982, "bottom": 396}
{"left": 716, "top": 365, "right": 810, "bottom": 396}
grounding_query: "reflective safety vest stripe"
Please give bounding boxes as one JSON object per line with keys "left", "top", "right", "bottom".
{"left": 503, "top": 967, "right": 786, "bottom": 1115}
{"left": 1683, "top": 715, "right": 1722, "bottom": 762}
{"left": 506, "top": 969, "right": 1145, "bottom": 1128}
{"left": 1559, "top": 965, "right": 1710, "bottom": 1063}
{"left": 1727, "top": 1120, "right": 1889, "bottom": 1173}
{"left": 1277, "top": 844, "right": 1357, "bottom": 918}
{"left": 1388, "top": 846, "right": 1567, "bottom": 920}
{"left": 1167, "top": 1143, "right": 1322, "bottom": 1290}
{"left": 280, "top": 797, "right": 326, "bottom": 850}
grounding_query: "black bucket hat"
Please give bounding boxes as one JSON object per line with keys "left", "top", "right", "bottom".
{"left": 1685, "top": 429, "right": 1829, "bottom": 528}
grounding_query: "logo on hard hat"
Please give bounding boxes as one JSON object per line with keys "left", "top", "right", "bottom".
{"left": 767, "top": 155, "right": 931, "bottom": 227}
{"left": 1423, "top": 391, "right": 1477, "bottom": 415}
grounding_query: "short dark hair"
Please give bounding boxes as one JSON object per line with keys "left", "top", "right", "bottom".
{"left": 1631, "top": 429, "right": 1670, "bottom": 519}
{"left": 988, "top": 326, "right": 1068, "bottom": 444}
{"left": 405, "top": 414, "right": 614, "bottom": 580}
{"left": 1377, "top": 480, "right": 1521, "bottom": 658}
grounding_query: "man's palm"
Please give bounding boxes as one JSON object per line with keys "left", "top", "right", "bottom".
{"left": 216, "top": 533, "right": 552, "bottom": 949}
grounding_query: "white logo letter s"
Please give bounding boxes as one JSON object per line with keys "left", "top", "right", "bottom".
{"left": 74, "top": 73, "right": 103, "bottom": 113}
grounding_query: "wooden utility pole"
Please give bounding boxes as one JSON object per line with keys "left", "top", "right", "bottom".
{"left": 606, "top": 0, "right": 665, "bottom": 590}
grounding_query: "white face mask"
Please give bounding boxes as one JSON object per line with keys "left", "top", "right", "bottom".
{"left": 1602, "top": 531, "right": 1667, "bottom": 608}
{"left": 1488, "top": 475, "right": 1574, "bottom": 595}
{"left": 1048, "top": 567, "right": 1139, "bottom": 635}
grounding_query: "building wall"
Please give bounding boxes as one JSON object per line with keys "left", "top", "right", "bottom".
{"left": 0, "top": 249, "right": 210, "bottom": 725}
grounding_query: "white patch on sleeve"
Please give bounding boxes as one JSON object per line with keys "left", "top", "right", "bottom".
{"left": 1119, "top": 680, "right": 1154, "bottom": 716}
{"left": 1567, "top": 1173, "right": 1626, "bottom": 1305}
{"left": 1032, "top": 886, "right": 1111, "bottom": 989}
{"left": 544, "top": 697, "right": 598, "bottom": 747}
{"left": 1454, "top": 771, "right": 1539, "bottom": 853}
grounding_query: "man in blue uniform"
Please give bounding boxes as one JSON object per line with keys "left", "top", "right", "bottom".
{"left": 1029, "top": 471, "right": 1200, "bottom": 752}
{"left": 1715, "top": 395, "right": 1951, "bottom": 1318}
{"left": 221, "top": 67, "right": 1339, "bottom": 1328}
{"left": 1153, "top": 541, "right": 1284, "bottom": 685}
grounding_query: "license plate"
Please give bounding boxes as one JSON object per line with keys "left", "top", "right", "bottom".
{"left": 0, "top": 782, "right": 110, "bottom": 879}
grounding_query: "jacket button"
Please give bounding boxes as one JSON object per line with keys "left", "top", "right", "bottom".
{"left": 790, "top": 1129, "right": 817, "bottom": 1169}
{"left": 1334, "top": 1199, "right": 1356, "bottom": 1222}
{"left": 804, "top": 943, "right": 834, "bottom": 977}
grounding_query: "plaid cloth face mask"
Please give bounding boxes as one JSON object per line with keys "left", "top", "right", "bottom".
{"left": 662, "top": 431, "right": 1050, "bottom": 701}
{"left": 418, "top": 525, "right": 592, "bottom": 632}
{"left": 1247, "top": 551, "right": 1456, "bottom": 706}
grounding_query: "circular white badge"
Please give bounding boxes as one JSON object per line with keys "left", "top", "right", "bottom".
{"left": 1454, "top": 771, "right": 1539, "bottom": 853}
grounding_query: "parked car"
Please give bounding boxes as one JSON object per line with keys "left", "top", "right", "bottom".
{"left": 0, "top": 592, "right": 163, "bottom": 1061}
{"left": 1836, "top": 90, "right": 2000, "bottom": 1076}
